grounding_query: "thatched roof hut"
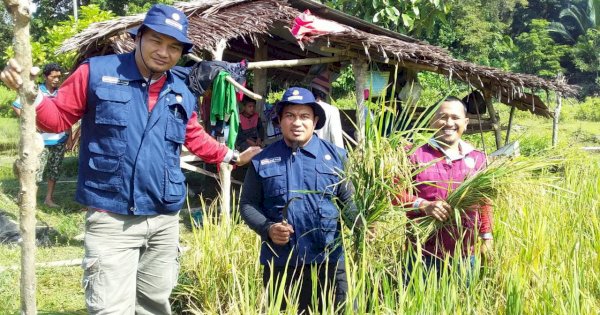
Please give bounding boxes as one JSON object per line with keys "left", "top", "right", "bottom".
{"left": 59, "top": 0, "right": 578, "bottom": 146}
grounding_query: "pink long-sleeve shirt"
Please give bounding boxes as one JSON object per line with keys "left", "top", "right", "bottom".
{"left": 402, "top": 140, "right": 493, "bottom": 258}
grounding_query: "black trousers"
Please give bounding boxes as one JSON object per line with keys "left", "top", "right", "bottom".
{"left": 263, "top": 261, "right": 349, "bottom": 314}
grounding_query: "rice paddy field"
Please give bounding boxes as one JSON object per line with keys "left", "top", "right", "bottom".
{"left": 0, "top": 103, "right": 598, "bottom": 314}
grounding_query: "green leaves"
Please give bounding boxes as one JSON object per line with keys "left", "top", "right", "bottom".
{"left": 1, "top": 4, "right": 115, "bottom": 71}
{"left": 515, "top": 19, "right": 569, "bottom": 78}
{"left": 325, "top": 0, "right": 449, "bottom": 36}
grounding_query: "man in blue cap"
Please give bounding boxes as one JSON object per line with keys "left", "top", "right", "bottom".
{"left": 240, "top": 87, "right": 357, "bottom": 313}
{"left": 1, "top": 4, "right": 260, "bottom": 314}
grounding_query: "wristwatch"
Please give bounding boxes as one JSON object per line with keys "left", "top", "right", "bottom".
{"left": 229, "top": 150, "right": 240, "bottom": 165}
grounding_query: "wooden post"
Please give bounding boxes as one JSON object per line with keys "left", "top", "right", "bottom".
{"left": 253, "top": 37, "right": 268, "bottom": 139}
{"left": 211, "top": 39, "right": 233, "bottom": 224}
{"left": 352, "top": 58, "right": 368, "bottom": 143}
{"left": 552, "top": 92, "right": 562, "bottom": 148}
{"left": 3, "top": 0, "right": 43, "bottom": 313}
{"left": 505, "top": 105, "right": 516, "bottom": 145}
{"left": 484, "top": 90, "right": 502, "bottom": 150}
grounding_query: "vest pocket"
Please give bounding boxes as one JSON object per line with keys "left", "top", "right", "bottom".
{"left": 315, "top": 163, "right": 340, "bottom": 195}
{"left": 318, "top": 202, "right": 340, "bottom": 247}
{"left": 95, "top": 86, "right": 131, "bottom": 126}
{"left": 164, "top": 168, "right": 186, "bottom": 202}
{"left": 85, "top": 138, "right": 125, "bottom": 192}
{"left": 259, "top": 165, "right": 287, "bottom": 198}
{"left": 165, "top": 114, "right": 186, "bottom": 144}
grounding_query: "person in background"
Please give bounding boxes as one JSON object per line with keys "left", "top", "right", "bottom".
{"left": 398, "top": 96, "right": 493, "bottom": 281}
{"left": 240, "top": 87, "right": 357, "bottom": 313}
{"left": 311, "top": 75, "right": 344, "bottom": 148}
{"left": 1, "top": 4, "right": 260, "bottom": 314}
{"left": 236, "top": 96, "right": 264, "bottom": 151}
{"left": 12, "top": 63, "right": 67, "bottom": 208}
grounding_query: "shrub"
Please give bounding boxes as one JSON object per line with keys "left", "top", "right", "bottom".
{"left": 574, "top": 97, "right": 600, "bottom": 122}
{"left": 0, "top": 84, "right": 17, "bottom": 118}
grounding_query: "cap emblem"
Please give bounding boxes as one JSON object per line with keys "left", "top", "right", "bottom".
{"left": 172, "top": 13, "right": 180, "bottom": 21}
{"left": 165, "top": 18, "right": 183, "bottom": 31}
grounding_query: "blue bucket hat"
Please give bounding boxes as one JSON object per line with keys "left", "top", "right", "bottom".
{"left": 275, "top": 87, "right": 326, "bottom": 130}
{"left": 128, "top": 4, "right": 194, "bottom": 53}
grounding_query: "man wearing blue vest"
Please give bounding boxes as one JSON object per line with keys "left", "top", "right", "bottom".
{"left": 1, "top": 4, "right": 259, "bottom": 314}
{"left": 240, "top": 87, "right": 356, "bottom": 314}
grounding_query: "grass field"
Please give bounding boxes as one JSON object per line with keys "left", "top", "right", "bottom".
{"left": 0, "top": 103, "right": 598, "bottom": 314}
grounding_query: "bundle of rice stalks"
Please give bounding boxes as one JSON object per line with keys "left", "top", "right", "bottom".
{"left": 409, "top": 155, "right": 565, "bottom": 242}
{"left": 342, "top": 86, "right": 441, "bottom": 257}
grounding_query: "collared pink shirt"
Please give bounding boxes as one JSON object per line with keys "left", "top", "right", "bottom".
{"left": 404, "top": 140, "right": 492, "bottom": 258}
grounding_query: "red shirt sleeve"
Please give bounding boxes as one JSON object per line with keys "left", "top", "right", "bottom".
{"left": 184, "top": 111, "right": 229, "bottom": 164}
{"left": 36, "top": 63, "right": 89, "bottom": 133}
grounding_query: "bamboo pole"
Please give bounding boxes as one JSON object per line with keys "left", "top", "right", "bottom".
{"left": 505, "top": 105, "right": 516, "bottom": 145}
{"left": 211, "top": 39, "right": 233, "bottom": 224}
{"left": 246, "top": 55, "right": 348, "bottom": 69}
{"left": 484, "top": 90, "right": 502, "bottom": 150}
{"left": 352, "top": 58, "right": 368, "bottom": 143}
{"left": 187, "top": 54, "right": 262, "bottom": 101}
{"left": 3, "top": 0, "right": 42, "bottom": 313}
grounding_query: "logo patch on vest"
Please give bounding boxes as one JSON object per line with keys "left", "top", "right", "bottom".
{"left": 324, "top": 154, "right": 332, "bottom": 161}
{"left": 175, "top": 95, "right": 183, "bottom": 103}
{"left": 101, "top": 76, "right": 129, "bottom": 85}
{"left": 101, "top": 76, "right": 119, "bottom": 84}
{"left": 260, "top": 157, "right": 281, "bottom": 165}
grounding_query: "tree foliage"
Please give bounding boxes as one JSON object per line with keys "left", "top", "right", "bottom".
{"left": 322, "top": 0, "right": 450, "bottom": 37}
{"left": 2, "top": 5, "right": 115, "bottom": 70}
{"left": 515, "top": 19, "right": 569, "bottom": 77}
{"left": 0, "top": 6, "right": 13, "bottom": 68}
{"left": 549, "top": 0, "right": 600, "bottom": 43}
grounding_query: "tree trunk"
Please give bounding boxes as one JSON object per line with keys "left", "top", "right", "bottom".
{"left": 552, "top": 75, "right": 565, "bottom": 148}
{"left": 3, "top": 0, "right": 43, "bottom": 314}
{"left": 552, "top": 92, "right": 562, "bottom": 148}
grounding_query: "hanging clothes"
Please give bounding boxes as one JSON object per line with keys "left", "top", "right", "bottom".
{"left": 211, "top": 71, "right": 239, "bottom": 149}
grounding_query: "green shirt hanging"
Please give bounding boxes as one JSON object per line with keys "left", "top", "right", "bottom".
{"left": 211, "top": 71, "right": 239, "bottom": 149}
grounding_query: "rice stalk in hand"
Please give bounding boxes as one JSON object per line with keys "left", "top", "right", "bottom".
{"left": 409, "top": 155, "right": 564, "bottom": 243}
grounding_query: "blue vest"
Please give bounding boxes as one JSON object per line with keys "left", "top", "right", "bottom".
{"left": 251, "top": 136, "right": 347, "bottom": 266}
{"left": 76, "top": 53, "right": 196, "bottom": 215}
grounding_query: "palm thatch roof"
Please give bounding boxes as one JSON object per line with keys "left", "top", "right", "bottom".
{"left": 59, "top": 0, "right": 577, "bottom": 118}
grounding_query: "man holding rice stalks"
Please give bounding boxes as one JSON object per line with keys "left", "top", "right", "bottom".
{"left": 240, "top": 87, "right": 356, "bottom": 313}
{"left": 399, "top": 96, "right": 493, "bottom": 280}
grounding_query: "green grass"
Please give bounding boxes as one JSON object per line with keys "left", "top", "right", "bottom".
{"left": 0, "top": 118, "right": 19, "bottom": 155}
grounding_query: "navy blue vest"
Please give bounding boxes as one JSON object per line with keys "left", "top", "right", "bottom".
{"left": 251, "top": 136, "right": 347, "bottom": 265}
{"left": 76, "top": 53, "right": 196, "bottom": 215}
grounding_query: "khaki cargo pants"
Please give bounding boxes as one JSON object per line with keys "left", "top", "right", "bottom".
{"left": 82, "top": 209, "right": 180, "bottom": 315}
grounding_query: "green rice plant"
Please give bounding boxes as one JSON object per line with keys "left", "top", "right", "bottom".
{"left": 157, "top": 152, "right": 600, "bottom": 314}
{"left": 342, "top": 79, "right": 444, "bottom": 256}
{"left": 409, "top": 155, "right": 565, "bottom": 242}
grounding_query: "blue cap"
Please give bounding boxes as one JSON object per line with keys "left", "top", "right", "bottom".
{"left": 129, "top": 4, "right": 194, "bottom": 53}
{"left": 276, "top": 87, "right": 326, "bottom": 129}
